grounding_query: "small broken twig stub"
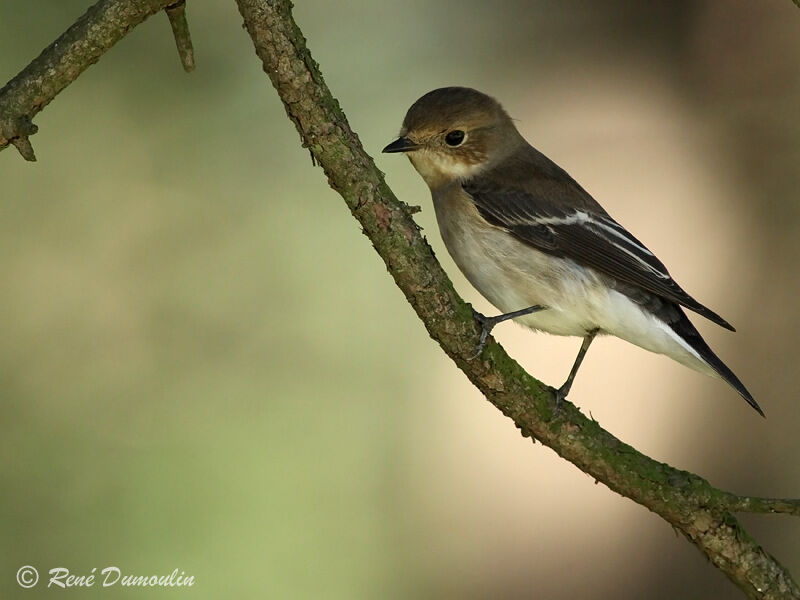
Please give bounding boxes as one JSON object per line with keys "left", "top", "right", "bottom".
{"left": 1, "top": 115, "right": 38, "bottom": 161}
{"left": 165, "top": 0, "right": 195, "bottom": 72}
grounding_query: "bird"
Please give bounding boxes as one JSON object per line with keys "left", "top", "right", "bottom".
{"left": 382, "top": 86, "right": 762, "bottom": 416}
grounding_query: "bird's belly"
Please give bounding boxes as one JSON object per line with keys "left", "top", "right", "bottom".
{"left": 460, "top": 249, "right": 611, "bottom": 337}
{"left": 456, "top": 236, "right": 706, "bottom": 366}
{"left": 436, "top": 201, "right": 601, "bottom": 336}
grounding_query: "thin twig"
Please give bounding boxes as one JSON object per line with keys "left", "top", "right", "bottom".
{"left": 165, "top": 0, "right": 195, "bottom": 72}
{"left": 723, "top": 494, "right": 800, "bottom": 516}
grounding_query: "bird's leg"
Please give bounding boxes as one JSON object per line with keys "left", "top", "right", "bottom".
{"left": 555, "top": 329, "right": 599, "bottom": 406}
{"left": 471, "top": 305, "right": 547, "bottom": 358}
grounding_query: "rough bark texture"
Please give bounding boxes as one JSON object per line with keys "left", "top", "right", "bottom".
{"left": 0, "top": 0, "right": 175, "bottom": 159}
{"left": 1, "top": 1, "right": 799, "bottom": 597}
{"left": 233, "top": 1, "right": 800, "bottom": 598}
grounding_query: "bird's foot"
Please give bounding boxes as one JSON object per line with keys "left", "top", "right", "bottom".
{"left": 468, "top": 304, "right": 547, "bottom": 360}
{"left": 469, "top": 311, "right": 499, "bottom": 360}
{"left": 553, "top": 384, "right": 569, "bottom": 411}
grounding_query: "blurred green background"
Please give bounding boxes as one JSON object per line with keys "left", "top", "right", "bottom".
{"left": 2, "top": 1, "right": 800, "bottom": 598}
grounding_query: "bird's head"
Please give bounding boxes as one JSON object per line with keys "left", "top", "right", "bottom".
{"left": 383, "top": 87, "right": 523, "bottom": 188}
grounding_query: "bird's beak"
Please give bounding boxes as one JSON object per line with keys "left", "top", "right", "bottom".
{"left": 382, "top": 137, "right": 420, "bottom": 153}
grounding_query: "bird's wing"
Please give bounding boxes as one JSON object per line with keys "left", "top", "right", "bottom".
{"left": 462, "top": 179, "right": 735, "bottom": 331}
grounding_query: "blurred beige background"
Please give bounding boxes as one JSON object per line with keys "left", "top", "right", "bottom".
{"left": 1, "top": 1, "right": 799, "bottom": 598}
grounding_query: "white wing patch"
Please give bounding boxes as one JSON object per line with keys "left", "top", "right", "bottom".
{"left": 593, "top": 216, "right": 654, "bottom": 257}
{"left": 528, "top": 211, "right": 670, "bottom": 280}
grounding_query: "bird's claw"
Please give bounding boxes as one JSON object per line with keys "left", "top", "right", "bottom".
{"left": 469, "top": 311, "right": 495, "bottom": 360}
{"left": 553, "top": 386, "right": 567, "bottom": 411}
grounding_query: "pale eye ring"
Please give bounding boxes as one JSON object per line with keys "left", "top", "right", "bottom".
{"left": 445, "top": 130, "right": 466, "bottom": 147}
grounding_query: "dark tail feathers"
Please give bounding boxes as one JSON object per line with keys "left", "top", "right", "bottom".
{"left": 670, "top": 312, "right": 763, "bottom": 417}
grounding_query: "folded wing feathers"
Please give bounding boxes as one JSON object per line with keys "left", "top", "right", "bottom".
{"left": 464, "top": 183, "right": 735, "bottom": 331}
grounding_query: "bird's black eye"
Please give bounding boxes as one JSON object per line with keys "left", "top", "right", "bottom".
{"left": 445, "top": 130, "right": 465, "bottom": 147}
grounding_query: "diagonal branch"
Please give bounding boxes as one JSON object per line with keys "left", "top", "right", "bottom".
{"left": 233, "top": 0, "right": 800, "bottom": 598}
{"left": 0, "top": 0, "right": 176, "bottom": 160}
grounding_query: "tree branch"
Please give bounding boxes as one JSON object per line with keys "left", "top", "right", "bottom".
{"left": 233, "top": 0, "right": 800, "bottom": 598}
{"left": 0, "top": 0, "right": 175, "bottom": 160}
